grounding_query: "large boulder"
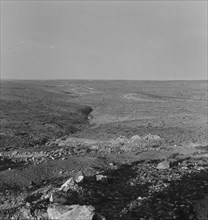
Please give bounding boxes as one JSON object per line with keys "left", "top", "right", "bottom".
{"left": 47, "top": 204, "right": 95, "bottom": 220}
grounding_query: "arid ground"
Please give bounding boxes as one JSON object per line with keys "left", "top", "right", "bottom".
{"left": 0, "top": 80, "right": 207, "bottom": 219}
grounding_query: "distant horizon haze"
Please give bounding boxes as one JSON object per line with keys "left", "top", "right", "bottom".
{"left": 1, "top": 78, "right": 207, "bottom": 82}
{"left": 1, "top": 1, "right": 207, "bottom": 80}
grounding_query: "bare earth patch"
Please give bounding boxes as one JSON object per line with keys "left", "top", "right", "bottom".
{"left": 123, "top": 93, "right": 164, "bottom": 102}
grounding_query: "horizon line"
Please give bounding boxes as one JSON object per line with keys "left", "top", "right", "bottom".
{"left": 1, "top": 78, "right": 207, "bottom": 81}
{"left": 0, "top": 78, "right": 208, "bottom": 82}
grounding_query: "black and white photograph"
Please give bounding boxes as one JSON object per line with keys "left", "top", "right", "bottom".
{"left": 0, "top": 0, "right": 207, "bottom": 219}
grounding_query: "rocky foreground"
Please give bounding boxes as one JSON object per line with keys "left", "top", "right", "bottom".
{"left": 0, "top": 134, "right": 208, "bottom": 220}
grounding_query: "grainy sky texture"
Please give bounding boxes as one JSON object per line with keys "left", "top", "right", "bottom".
{"left": 1, "top": 1, "right": 207, "bottom": 80}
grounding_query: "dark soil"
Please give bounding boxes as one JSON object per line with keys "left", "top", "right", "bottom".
{"left": 0, "top": 80, "right": 92, "bottom": 150}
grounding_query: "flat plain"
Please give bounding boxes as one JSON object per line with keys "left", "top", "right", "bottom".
{"left": 1, "top": 80, "right": 207, "bottom": 148}
{"left": 0, "top": 80, "right": 208, "bottom": 219}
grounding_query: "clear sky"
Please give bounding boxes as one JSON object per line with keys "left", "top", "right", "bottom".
{"left": 1, "top": 1, "right": 207, "bottom": 80}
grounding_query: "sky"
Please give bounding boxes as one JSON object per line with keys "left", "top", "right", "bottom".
{"left": 1, "top": 1, "right": 207, "bottom": 80}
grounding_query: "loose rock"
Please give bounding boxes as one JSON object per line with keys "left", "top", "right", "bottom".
{"left": 59, "top": 177, "right": 77, "bottom": 192}
{"left": 156, "top": 160, "right": 170, "bottom": 170}
{"left": 74, "top": 170, "right": 85, "bottom": 183}
{"left": 96, "top": 174, "right": 108, "bottom": 184}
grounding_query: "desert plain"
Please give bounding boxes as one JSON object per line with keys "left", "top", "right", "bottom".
{"left": 0, "top": 80, "right": 208, "bottom": 219}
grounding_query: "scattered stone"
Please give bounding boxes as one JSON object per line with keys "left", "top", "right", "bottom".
{"left": 33, "top": 209, "right": 48, "bottom": 220}
{"left": 74, "top": 170, "right": 85, "bottom": 183}
{"left": 142, "top": 134, "right": 161, "bottom": 141}
{"left": 16, "top": 207, "right": 32, "bottom": 220}
{"left": 27, "top": 181, "right": 36, "bottom": 190}
{"left": 11, "top": 151, "right": 18, "bottom": 156}
{"left": 156, "top": 160, "right": 170, "bottom": 170}
{"left": 96, "top": 174, "right": 108, "bottom": 184}
{"left": 120, "top": 207, "right": 128, "bottom": 215}
{"left": 129, "top": 200, "right": 138, "bottom": 211}
{"left": 1, "top": 134, "right": 208, "bottom": 220}
{"left": 90, "top": 145, "right": 99, "bottom": 150}
{"left": 131, "top": 135, "right": 141, "bottom": 141}
{"left": 47, "top": 204, "right": 95, "bottom": 220}
{"left": 109, "top": 162, "right": 118, "bottom": 170}
{"left": 59, "top": 177, "right": 77, "bottom": 192}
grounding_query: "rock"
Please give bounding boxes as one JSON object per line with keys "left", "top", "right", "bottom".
{"left": 96, "top": 174, "right": 108, "bottom": 184}
{"left": 74, "top": 170, "right": 84, "bottom": 183}
{"left": 59, "top": 177, "right": 77, "bottom": 192}
{"left": 129, "top": 200, "right": 138, "bottom": 211}
{"left": 143, "top": 134, "right": 161, "bottom": 141}
{"left": 156, "top": 160, "right": 170, "bottom": 170}
{"left": 193, "top": 194, "right": 208, "bottom": 220}
{"left": 93, "top": 213, "right": 106, "bottom": 220}
{"left": 33, "top": 209, "right": 48, "bottom": 220}
{"left": 26, "top": 202, "right": 30, "bottom": 207}
{"left": 32, "top": 157, "right": 36, "bottom": 162}
{"left": 120, "top": 207, "right": 128, "bottom": 215}
{"left": 131, "top": 135, "right": 141, "bottom": 141}
{"left": 26, "top": 184, "right": 56, "bottom": 203}
{"left": 50, "top": 191, "right": 68, "bottom": 205}
{"left": 90, "top": 145, "right": 99, "bottom": 150}
{"left": 24, "top": 191, "right": 42, "bottom": 203}
{"left": 11, "top": 151, "right": 18, "bottom": 156}
{"left": 16, "top": 207, "right": 32, "bottom": 220}
{"left": 109, "top": 162, "right": 118, "bottom": 170}
{"left": 47, "top": 204, "right": 95, "bottom": 220}
{"left": 27, "top": 181, "right": 36, "bottom": 189}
